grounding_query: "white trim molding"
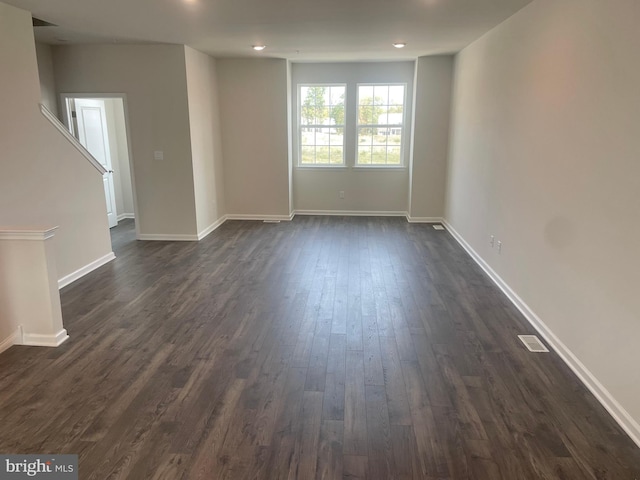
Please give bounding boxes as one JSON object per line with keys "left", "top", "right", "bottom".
{"left": 0, "top": 226, "right": 58, "bottom": 241}
{"left": 130, "top": 213, "right": 447, "bottom": 244}
{"left": 444, "top": 220, "right": 640, "bottom": 449}
{"left": 58, "top": 252, "right": 116, "bottom": 289}
{"left": 0, "top": 329, "right": 21, "bottom": 354}
{"left": 294, "top": 210, "right": 407, "bottom": 217}
{"left": 197, "top": 216, "right": 228, "bottom": 240}
{"left": 40, "top": 104, "right": 107, "bottom": 175}
{"left": 226, "top": 213, "right": 295, "bottom": 222}
{"left": 405, "top": 215, "right": 445, "bottom": 224}
{"left": 117, "top": 213, "right": 135, "bottom": 221}
{"left": 20, "top": 329, "right": 69, "bottom": 348}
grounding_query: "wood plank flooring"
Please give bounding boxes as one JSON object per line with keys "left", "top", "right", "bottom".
{"left": 1, "top": 216, "right": 639, "bottom": 479}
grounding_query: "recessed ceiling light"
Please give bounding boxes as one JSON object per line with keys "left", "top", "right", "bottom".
{"left": 252, "top": 45, "right": 266, "bottom": 51}
{"left": 393, "top": 42, "right": 407, "bottom": 49}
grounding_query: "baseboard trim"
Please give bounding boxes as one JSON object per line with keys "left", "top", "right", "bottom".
{"left": 58, "top": 252, "right": 116, "bottom": 289}
{"left": 443, "top": 220, "right": 640, "bottom": 449}
{"left": 406, "top": 215, "right": 445, "bottom": 224}
{"left": 226, "top": 213, "right": 294, "bottom": 221}
{"left": 294, "top": 210, "right": 407, "bottom": 217}
{"left": 117, "top": 213, "right": 135, "bottom": 221}
{"left": 137, "top": 233, "right": 199, "bottom": 241}
{"left": 197, "top": 216, "right": 227, "bottom": 240}
{"left": 0, "top": 329, "right": 21, "bottom": 354}
{"left": 20, "top": 329, "right": 69, "bottom": 347}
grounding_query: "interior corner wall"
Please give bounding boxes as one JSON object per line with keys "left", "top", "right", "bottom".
{"left": 291, "top": 62, "right": 414, "bottom": 213}
{"left": 216, "top": 58, "right": 290, "bottom": 217}
{"left": 184, "top": 46, "right": 226, "bottom": 233}
{"left": 52, "top": 44, "right": 198, "bottom": 236}
{"left": 409, "top": 56, "right": 453, "bottom": 219}
{"left": 447, "top": 0, "right": 640, "bottom": 431}
{"left": 0, "top": 2, "right": 112, "bottom": 285}
{"left": 35, "top": 42, "right": 59, "bottom": 117}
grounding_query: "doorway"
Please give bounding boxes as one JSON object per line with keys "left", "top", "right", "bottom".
{"left": 62, "top": 95, "right": 136, "bottom": 232}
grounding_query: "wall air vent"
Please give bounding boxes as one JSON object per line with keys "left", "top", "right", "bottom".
{"left": 32, "top": 17, "right": 58, "bottom": 27}
{"left": 433, "top": 224, "right": 445, "bottom": 231}
{"left": 518, "top": 335, "right": 549, "bottom": 353}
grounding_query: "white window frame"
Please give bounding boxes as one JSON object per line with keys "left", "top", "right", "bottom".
{"left": 355, "top": 83, "right": 407, "bottom": 167}
{"left": 297, "top": 83, "right": 347, "bottom": 167}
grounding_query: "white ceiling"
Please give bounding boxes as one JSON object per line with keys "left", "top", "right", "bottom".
{"left": 7, "top": 0, "right": 533, "bottom": 61}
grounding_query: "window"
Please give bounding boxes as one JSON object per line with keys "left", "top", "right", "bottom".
{"left": 299, "top": 85, "right": 346, "bottom": 165}
{"left": 357, "top": 84, "right": 405, "bottom": 166}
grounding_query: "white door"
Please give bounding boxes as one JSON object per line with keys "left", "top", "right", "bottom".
{"left": 74, "top": 99, "right": 118, "bottom": 228}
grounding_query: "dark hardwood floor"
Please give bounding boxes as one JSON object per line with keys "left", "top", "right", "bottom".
{"left": 1, "top": 216, "right": 639, "bottom": 479}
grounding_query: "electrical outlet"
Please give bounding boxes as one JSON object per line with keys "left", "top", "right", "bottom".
{"left": 490, "top": 235, "right": 495, "bottom": 248}
{"left": 497, "top": 241, "right": 502, "bottom": 254}
{"left": 339, "top": 190, "right": 345, "bottom": 199}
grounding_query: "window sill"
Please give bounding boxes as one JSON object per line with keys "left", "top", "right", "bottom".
{"left": 296, "top": 165, "right": 349, "bottom": 170}
{"left": 295, "top": 165, "right": 407, "bottom": 171}
{"left": 352, "top": 165, "right": 407, "bottom": 170}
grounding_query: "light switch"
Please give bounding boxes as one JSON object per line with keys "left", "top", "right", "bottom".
{"left": 154, "top": 151, "right": 164, "bottom": 161}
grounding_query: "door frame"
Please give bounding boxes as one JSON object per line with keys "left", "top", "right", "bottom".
{"left": 60, "top": 93, "right": 140, "bottom": 240}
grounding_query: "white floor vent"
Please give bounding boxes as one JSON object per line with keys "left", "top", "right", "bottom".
{"left": 518, "top": 335, "right": 549, "bottom": 353}
{"left": 433, "top": 224, "right": 445, "bottom": 231}
{"left": 263, "top": 220, "right": 281, "bottom": 224}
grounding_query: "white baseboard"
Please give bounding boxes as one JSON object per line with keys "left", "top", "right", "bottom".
{"left": 406, "top": 215, "right": 444, "bottom": 224}
{"left": 294, "top": 210, "right": 407, "bottom": 217}
{"left": 136, "top": 213, "right": 290, "bottom": 241}
{"left": 197, "top": 216, "right": 227, "bottom": 240}
{"left": 443, "top": 220, "right": 640, "bottom": 449}
{"left": 0, "top": 328, "right": 21, "bottom": 354}
{"left": 58, "top": 252, "right": 116, "bottom": 289}
{"left": 137, "top": 233, "right": 200, "bottom": 241}
{"left": 226, "top": 213, "right": 294, "bottom": 221}
{"left": 117, "top": 213, "right": 135, "bottom": 221}
{"left": 20, "top": 329, "right": 69, "bottom": 347}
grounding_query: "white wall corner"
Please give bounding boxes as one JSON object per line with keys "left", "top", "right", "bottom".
{"left": 20, "top": 328, "right": 69, "bottom": 348}
{"left": 58, "top": 252, "right": 116, "bottom": 289}
{"left": 443, "top": 220, "right": 640, "bottom": 449}
{"left": 116, "top": 213, "right": 135, "bottom": 221}
{"left": 197, "top": 215, "right": 228, "bottom": 240}
{"left": 0, "top": 328, "right": 22, "bottom": 355}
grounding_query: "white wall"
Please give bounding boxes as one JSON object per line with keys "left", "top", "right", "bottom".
{"left": 53, "top": 44, "right": 199, "bottom": 236}
{"left": 184, "top": 46, "right": 226, "bottom": 233}
{"left": 216, "top": 58, "right": 290, "bottom": 217}
{"left": 0, "top": 3, "right": 112, "bottom": 289}
{"left": 409, "top": 56, "right": 453, "bottom": 220}
{"left": 35, "top": 42, "right": 58, "bottom": 117}
{"left": 291, "top": 62, "right": 414, "bottom": 213}
{"left": 0, "top": 233, "right": 66, "bottom": 348}
{"left": 103, "top": 98, "right": 135, "bottom": 219}
{"left": 447, "top": 0, "right": 640, "bottom": 436}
